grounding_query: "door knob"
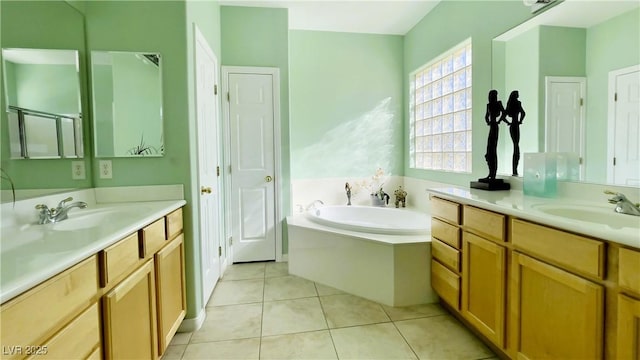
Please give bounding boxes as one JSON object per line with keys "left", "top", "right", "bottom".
{"left": 200, "top": 186, "right": 212, "bottom": 194}
{"left": 265, "top": 175, "right": 273, "bottom": 183}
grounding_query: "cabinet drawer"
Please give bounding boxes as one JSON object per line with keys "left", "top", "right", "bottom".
{"left": 27, "top": 303, "right": 101, "bottom": 359}
{"left": 511, "top": 219, "right": 605, "bottom": 279}
{"left": 431, "top": 260, "right": 460, "bottom": 310}
{"left": 165, "top": 208, "right": 183, "bottom": 240}
{"left": 140, "top": 218, "right": 166, "bottom": 258}
{"left": 619, "top": 247, "right": 640, "bottom": 295}
{"left": 1, "top": 256, "right": 98, "bottom": 359}
{"left": 431, "top": 218, "right": 461, "bottom": 249}
{"left": 101, "top": 233, "right": 142, "bottom": 287}
{"left": 432, "top": 239, "right": 460, "bottom": 272}
{"left": 463, "top": 205, "right": 505, "bottom": 242}
{"left": 431, "top": 197, "right": 461, "bottom": 225}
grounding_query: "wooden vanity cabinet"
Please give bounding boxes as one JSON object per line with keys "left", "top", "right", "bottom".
{"left": 430, "top": 197, "right": 462, "bottom": 310}
{"left": 510, "top": 251, "right": 604, "bottom": 359}
{"left": 461, "top": 206, "right": 506, "bottom": 349}
{"left": 616, "top": 247, "right": 640, "bottom": 358}
{"left": 102, "top": 260, "right": 158, "bottom": 360}
{"left": 155, "top": 230, "right": 186, "bottom": 353}
{"left": 0, "top": 256, "right": 100, "bottom": 360}
{"left": 101, "top": 207, "right": 186, "bottom": 359}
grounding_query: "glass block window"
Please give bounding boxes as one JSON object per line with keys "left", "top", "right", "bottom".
{"left": 410, "top": 39, "right": 472, "bottom": 172}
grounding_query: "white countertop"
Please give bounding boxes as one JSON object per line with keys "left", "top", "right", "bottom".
{"left": 427, "top": 186, "right": 640, "bottom": 249}
{"left": 0, "top": 199, "right": 185, "bottom": 303}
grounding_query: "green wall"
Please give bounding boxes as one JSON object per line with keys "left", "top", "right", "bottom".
{"left": 10, "top": 63, "right": 81, "bottom": 114}
{"left": 0, "top": 0, "right": 92, "bottom": 189}
{"left": 404, "top": 0, "right": 532, "bottom": 185}
{"left": 586, "top": 8, "right": 640, "bottom": 183}
{"left": 289, "top": 30, "right": 404, "bottom": 179}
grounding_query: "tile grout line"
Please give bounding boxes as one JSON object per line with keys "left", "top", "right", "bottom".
{"left": 258, "top": 264, "right": 267, "bottom": 360}
{"left": 314, "top": 282, "right": 341, "bottom": 360}
{"left": 390, "top": 320, "right": 421, "bottom": 360}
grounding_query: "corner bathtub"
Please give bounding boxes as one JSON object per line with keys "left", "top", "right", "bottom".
{"left": 287, "top": 205, "right": 437, "bottom": 307}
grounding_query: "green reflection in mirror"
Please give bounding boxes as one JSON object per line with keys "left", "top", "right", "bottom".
{"left": 3, "top": 48, "right": 84, "bottom": 159}
{"left": 91, "top": 51, "right": 164, "bottom": 157}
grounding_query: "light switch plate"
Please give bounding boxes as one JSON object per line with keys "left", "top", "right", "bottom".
{"left": 71, "top": 161, "right": 85, "bottom": 180}
{"left": 99, "top": 160, "right": 113, "bottom": 179}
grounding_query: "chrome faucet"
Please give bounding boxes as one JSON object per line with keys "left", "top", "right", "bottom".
{"left": 605, "top": 190, "right": 640, "bottom": 216}
{"left": 36, "top": 196, "right": 88, "bottom": 224}
{"left": 305, "top": 200, "right": 324, "bottom": 211}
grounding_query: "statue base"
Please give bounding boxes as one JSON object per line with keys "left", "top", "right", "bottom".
{"left": 470, "top": 178, "right": 511, "bottom": 191}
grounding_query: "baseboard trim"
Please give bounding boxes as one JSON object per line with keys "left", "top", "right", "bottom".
{"left": 178, "top": 307, "right": 206, "bottom": 333}
{"left": 280, "top": 254, "right": 288, "bottom": 262}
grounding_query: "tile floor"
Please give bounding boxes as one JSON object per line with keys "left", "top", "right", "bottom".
{"left": 163, "top": 262, "right": 497, "bottom": 360}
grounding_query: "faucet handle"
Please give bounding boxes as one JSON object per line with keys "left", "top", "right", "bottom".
{"left": 56, "top": 196, "right": 73, "bottom": 208}
{"left": 35, "top": 204, "right": 49, "bottom": 211}
{"left": 604, "top": 190, "right": 618, "bottom": 195}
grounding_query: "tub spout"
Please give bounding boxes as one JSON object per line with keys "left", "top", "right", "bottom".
{"left": 305, "top": 200, "right": 324, "bottom": 211}
{"left": 345, "top": 182, "right": 352, "bottom": 206}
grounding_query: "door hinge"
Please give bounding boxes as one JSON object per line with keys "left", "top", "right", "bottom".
{"left": 214, "top": 84, "right": 218, "bottom": 95}
{"left": 615, "top": 92, "right": 618, "bottom": 102}
{"left": 216, "top": 165, "right": 220, "bottom": 177}
{"left": 227, "top": 92, "right": 230, "bottom": 102}
{"left": 613, "top": 157, "right": 617, "bottom": 166}
{"left": 218, "top": 246, "right": 222, "bottom": 257}
{"left": 229, "top": 237, "right": 233, "bottom": 246}
{"left": 579, "top": 157, "right": 583, "bottom": 165}
{"left": 579, "top": 98, "right": 583, "bottom": 106}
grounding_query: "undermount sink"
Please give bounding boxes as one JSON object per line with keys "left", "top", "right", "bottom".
{"left": 49, "top": 208, "right": 122, "bottom": 231}
{"left": 532, "top": 203, "right": 640, "bottom": 229}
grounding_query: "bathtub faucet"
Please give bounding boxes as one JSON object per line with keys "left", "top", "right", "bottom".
{"left": 345, "top": 182, "right": 352, "bottom": 206}
{"left": 377, "top": 188, "right": 390, "bottom": 206}
{"left": 306, "top": 200, "right": 324, "bottom": 212}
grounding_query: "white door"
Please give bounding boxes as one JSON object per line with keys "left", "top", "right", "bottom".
{"left": 195, "top": 26, "right": 220, "bottom": 305}
{"left": 609, "top": 66, "right": 640, "bottom": 186}
{"left": 226, "top": 71, "right": 277, "bottom": 263}
{"left": 545, "top": 76, "right": 586, "bottom": 179}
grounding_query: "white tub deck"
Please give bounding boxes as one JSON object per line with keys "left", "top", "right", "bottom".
{"left": 287, "top": 215, "right": 437, "bottom": 307}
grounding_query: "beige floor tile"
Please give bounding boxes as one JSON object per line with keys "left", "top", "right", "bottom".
{"left": 221, "top": 262, "right": 266, "bottom": 281}
{"left": 262, "top": 297, "right": 328, "bottom": 336}
{"left": 314, "top": 282, "right": 345, "bottom": 296}
{"left": 265, "top": 261, "right": 289, "bottom": 278}
{"left": 382, "top": 302, "right": 446, "bottom": 321}
{"left": 331, "top": 323, "right": 417, "bottom": 360}
{"left": 260, "top": 330, "right": 337, "bottom": 359}
{"left": 264, "top": 275, "right": 317, "bottom": 301}
{"left": 320, "top": 294, "right": 390, "bottom": 328}
{"left": 169, "top": 332, "right": 192, "bottom": 345}
{"left": 190, "top": 303, "right": 262, "bottom": 343}
{"left": 395, "top": 315, "right": 494, "bottom": 360}
{"left": 208, "top": 278, "right": 264, "bottom": 306}
{"left": 162, "top": 345, "right": 186, "bottom": 360}
{"left": 182, "top": 338, "right": 260, "bottom": 360}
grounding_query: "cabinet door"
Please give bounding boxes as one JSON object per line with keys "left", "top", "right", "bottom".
{"left": 617, "top": 294, "right": 640, "bottom": 359}
{"left": 462, "top": 232, "right": 506, "bottom": 348}
{"left": 155, "top": 234, "right": 187, "bottom": 354}
{"left": 103, "top": 260, "right": 158, "bottom": 360}
{"left": 510, "top": 252, "right": 604, "bottom": 359}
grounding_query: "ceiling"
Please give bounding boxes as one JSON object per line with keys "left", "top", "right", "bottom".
{"left": 218, "top": 0, "right": 441, "bottom": 35}
{"left": 496, "top": 0, "right": 640, "bottom": 40}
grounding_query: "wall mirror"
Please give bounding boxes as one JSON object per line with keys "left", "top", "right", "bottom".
{"left": 91, "top": 51, "right": 164, "bottom": 157}
{"left": 492, "top": 1, "right": 639, "bottom": 186}
{"left": 3, "top": 48, "right": 83, "bottom": 159}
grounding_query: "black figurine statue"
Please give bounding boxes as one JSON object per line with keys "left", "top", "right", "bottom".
{"left": 470, "top": 90, "right": 510, "bottom": 191}
{"left": 503, "top": 90, "right": 526, "bottom": 176}
{"left": 484, "top": 89, "right": 504, "bottom": 180}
